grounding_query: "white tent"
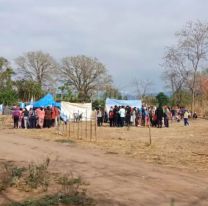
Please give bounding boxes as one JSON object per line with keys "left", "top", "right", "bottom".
{"left": 105, "top": 98, "right": 142, "bottom": 113}
{"left": 0, "top": 104, "right": 3, "bottom": 115}
{"left": 61, "top": 102, "right": 92, "bottom": 121}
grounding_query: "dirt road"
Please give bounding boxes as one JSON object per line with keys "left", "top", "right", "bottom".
{"left": 0, "top": 133, "right": 208, "bottom": 206}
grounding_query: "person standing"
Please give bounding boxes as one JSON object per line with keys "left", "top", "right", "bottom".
{"left": 36, "top": 107, "right": 45, "bottom": 128}
{"left": 184, "top": 110, "right": 189, "bottom": 126}
{"left": 18, "top": 108, "right": 23, "bottom": 128}
{"left": 29, "top": 108, "right": 36, "bottom": 128}
{"left": 54, "top": 106, "right": 60, "bottom": 127}
{"left": 12, "top": 107, "right": 20, "bottom": 129}
{"left": 109, "top": 107, "right": 114, "bottom": 127}
{"left": 132, "top": 107, "right": 136, "bottom": 126}
{"left": 163, "top": 106, "right": 170, "bottom": 128}
{"left": 23, "top": 108, "right": 29, "bottom": 129}
{"left": 97, "top": 107, "right": 103, "bottom": 127}
{"left": 125, "top": 106, "right": 131, "bottom": 127}
{"left": 51, "top": 106, "right": 59, "bottom": 127}
{"left": 44, "top": 106, "right": 52, "bottom": 128}
{"left": 156, "top": 106, "right": 163, "bottom": 128}
{"left": 119, "top": 106, "right": 126, "bottom": 127}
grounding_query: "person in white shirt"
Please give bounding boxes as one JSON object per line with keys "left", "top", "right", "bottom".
{"left": 119, "top": 106, "right": 126, "bottom": 127}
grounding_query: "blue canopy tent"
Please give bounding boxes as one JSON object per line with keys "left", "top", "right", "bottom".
{"left": 33, "top": 93, "right": 60, "bottom": 108}
{"left": 105, "top": 98, "right": 142, "bottom": 113}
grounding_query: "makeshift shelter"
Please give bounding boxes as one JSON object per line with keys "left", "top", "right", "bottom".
{"left": 0, "top": 104, "right": 3, "bottom": 115}
{"left": 33, "top": 93, "right": 60, "bottom": 108}
{"left": 105, "top": 98, "right": 142, "bottom": 113}
{"left": 61, "top": 101, "right": 92, "bottom": 121}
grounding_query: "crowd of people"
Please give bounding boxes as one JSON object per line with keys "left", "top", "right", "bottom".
{"left": 12, "top": 106, "right": 60, "bottom": 129}
{"left": 97, "top": 104, "right": 196, "bottom": 128}
{"left": 11, "top": 103, "right": 196, "bottom": 129}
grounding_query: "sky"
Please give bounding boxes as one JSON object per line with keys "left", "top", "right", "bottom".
{"left": 0, "top": 0, "right": 208, "bottom": 95}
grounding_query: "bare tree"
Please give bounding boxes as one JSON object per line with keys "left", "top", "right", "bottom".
{"left": 162, "top": 21, "right": 208, "bottom": 111}
{"left": 133, "top": 78, "right": 153, "bottom": 99}
{"left": 177, "top": 21, "right": 208, "bottom": 111}
{"left": 60, "top": 55, "right": 112, "bottom": 101}
{"left": 15, "top": 51, "right": 58, "bottom": 88}
{"left": 162, "top": 47, "right": 189, "bottom": 95}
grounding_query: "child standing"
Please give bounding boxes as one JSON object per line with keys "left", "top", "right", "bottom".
{"left": 184, "top": 110, "right": 189, "bottom": 126}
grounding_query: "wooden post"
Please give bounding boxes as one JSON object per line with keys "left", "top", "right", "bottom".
{"left": 62, "top": 122, "right": 64, "bottom": 135}
{"left": 94, "top": 112, "right": 97, "bottom": 142}
{"left": 85, "top": 109, "right": 88, "bottom": 140}
{"left": 73, "top": 121, "right": 75, "bottom": 134}
{"left": 148, "top": 125, "right": 152, "bottom": 145}
{"left": 65, "top": 123, "right": 68, "bottom": 137}
{"left": 90, "top": 117, "right": 93, "bottom": 141}
{"left": 80, "top": 120, "right": 82, "bottom": 140}
{"left": 57, "top": 119, "right": 60, "bottom": 135}
{"left": 77, "top": 120, "right": 80, "bottom": 139}
{"left": 68, "top": 121, "right": 71, "bottom": 138}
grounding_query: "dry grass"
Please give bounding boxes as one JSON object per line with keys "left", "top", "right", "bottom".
{"left": 1, "top": 115, "right": 208, "bottom": 173}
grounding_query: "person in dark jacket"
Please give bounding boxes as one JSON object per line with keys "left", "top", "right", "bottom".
{"left": 29, "top": 108, "right": 36, "bottom": 128}
{"left": 44, "top": 106, "right": 52, "bottom": 128}
{"left": 155, "top": 106, "right": 163, "bottom": 128}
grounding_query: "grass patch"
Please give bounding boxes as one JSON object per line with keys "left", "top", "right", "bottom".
{"left": 8, "top": 192, "right": 95, "bottom": 206}
{"left": 0, "top": 160, "right": 95, "bottom": 206}
{"left": 0, "top": 159, "right": 50, "bottom": 192}
{"left": 55, "top": 139, "right": 75, "bottom": 144}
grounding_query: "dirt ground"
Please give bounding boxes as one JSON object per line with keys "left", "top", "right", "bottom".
{"left": 0, "top": 118, "right": 208, "bottom": 205}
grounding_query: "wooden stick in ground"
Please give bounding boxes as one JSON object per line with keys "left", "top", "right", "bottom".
{"left": 62, "top": 121, "right": 64, "bottom": 135}
{"left": 80, "top": 120, "right": 82, "bottom": 140}
{"left": 73, "top": 120, "right": 75, "bottom": 134}
{"left": 65, "top": 122, "right": 68, "bottom": 137}
{"left": 90, "top": 117, "right": 93, "bottom": 141}
{"left": 68, "top": 121, "right": 71, "bottom": 138}
{"left": 85, "top": 110, "right": 88, "bottom": 140}
{"left": 77, "top": 120, "right": 80, "bottom": 139}
{"left": 148, "top": 124, "right": 152, "bottom": 145}
{"left": 94, "top": 112, "right": 97, "bottom": 142}
{"left": 57, "top": 119, "right": 60, "bottom": 135}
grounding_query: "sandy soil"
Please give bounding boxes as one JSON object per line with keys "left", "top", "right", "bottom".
{"left": 0, "top": 119, "right": 208, "bottom": 205}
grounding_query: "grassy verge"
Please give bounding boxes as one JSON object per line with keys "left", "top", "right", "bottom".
{"left": 0, "top": 159, "right": 95, "bottom": 206}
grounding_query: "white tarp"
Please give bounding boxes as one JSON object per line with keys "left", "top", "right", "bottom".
{"left": 61, "top": 102, "right": 92, "bottom": 121}
{"left": 105, "top": 98, "right": 142, "bottom": 113}
{"left": 0, "top": 104, "right": 3, "bottom": 114}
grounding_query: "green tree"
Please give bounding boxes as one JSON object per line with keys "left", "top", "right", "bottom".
{"left": 170, "top": 90, "right": 192, "bottom": 107}
{"left": 156, "top": 92, "right": 169, "bottom": 106}
{"left": 0, "top": 90, "right": 18, "bottom": 105}
{"left": 15, "top": 80, "right": 43, "bottom": 102}
{"left": 57, "top": 83, "right": 75, "bottom": 102}
{"left": 92, "top": 99, "right": 105, "bottom": 110}
{"left": 0, "top": 57, "right": 18, "bottom": 105}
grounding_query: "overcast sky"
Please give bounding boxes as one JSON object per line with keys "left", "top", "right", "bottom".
{"left": 1, "top": 0, "right": 208, "bottom": 94}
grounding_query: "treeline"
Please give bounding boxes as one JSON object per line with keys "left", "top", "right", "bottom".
{"left": 1, "top": 20, "right": 208, "bottom": 112}
{"left": 0, "top": 54, "right": 121, "bottom": 106}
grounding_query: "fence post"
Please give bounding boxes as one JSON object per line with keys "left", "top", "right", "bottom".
{"left": 77, "top": 120, "right": 80, "bottom": 139}
{"left": 94, "top": 111, "right": 97, "bottom": 142}
{"left": 80, "top": 120, "right": 82, "bottom": 139}
{"left": 85, "top": 109, "right": 88, "bottom": 140}
{"left": 68, "top": 121, "right": 71, "bottom": 138}
{"left": 148, "top": 125, "right": 152, "bottom": 145}
{"left": 90, "top": 117, "right": 93, "bottom": 141}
